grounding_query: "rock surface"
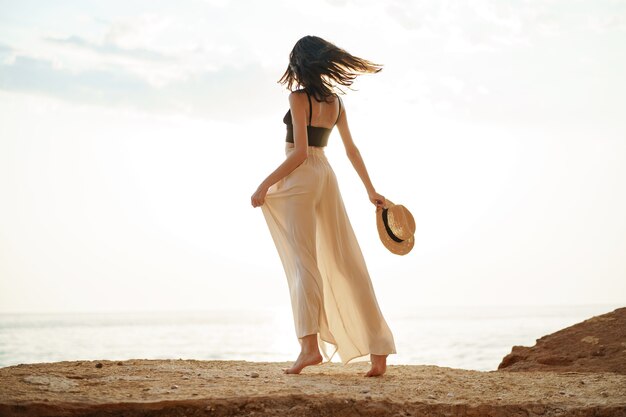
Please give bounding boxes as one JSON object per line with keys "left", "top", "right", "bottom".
{"left": 1, "top": 359, "right": 625, "bottom": 417}
{"left": 499, "top": 307, "right": 626, "bottom": 374}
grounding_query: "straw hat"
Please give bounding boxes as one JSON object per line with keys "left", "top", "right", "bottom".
{"left": 376, "top": 199, "right": 415, "bottom": 255}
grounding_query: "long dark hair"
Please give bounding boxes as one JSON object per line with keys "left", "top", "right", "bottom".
{"left": 278, "top": 36, "right": 382, "bottom": 102}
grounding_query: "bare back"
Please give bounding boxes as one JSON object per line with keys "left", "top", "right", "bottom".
{"left": 286, "top": 89, "right": 358, "bottom": 156}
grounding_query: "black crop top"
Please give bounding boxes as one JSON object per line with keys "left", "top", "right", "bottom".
{"left": 284, "top": 91, "right": 342, "bottom": 147}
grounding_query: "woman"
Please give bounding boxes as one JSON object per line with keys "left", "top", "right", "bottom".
{"left": 250, "top": 35, "right": 396, "bottom": 377}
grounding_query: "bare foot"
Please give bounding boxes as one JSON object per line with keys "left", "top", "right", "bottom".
{"left": 365, "top": 354, "right": 387, "bottom": 377}
{"left": 284, "top": 351, "right": 323, "bottom": 374}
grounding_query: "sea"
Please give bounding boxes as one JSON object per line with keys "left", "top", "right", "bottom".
{"left": 0, "top": 304, "right": 621, "bottom": 371}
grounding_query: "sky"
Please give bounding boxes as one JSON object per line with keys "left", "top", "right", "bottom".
{"left": 0, "top": 0, "right": 625, "bottom": 315}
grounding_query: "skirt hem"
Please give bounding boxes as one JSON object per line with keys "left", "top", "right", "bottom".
{"left": 298, "top": 332, "right": 396, "bottom": 366}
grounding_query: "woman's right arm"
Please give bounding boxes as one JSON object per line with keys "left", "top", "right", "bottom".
{"left": 258, "top": 92, "right": 311, "bottom": 186}
{"left": 251, "top": 92, "right": 311, "bottom": 208}
{"left": 336, "top": 102, "right": 385, "bottom": 208}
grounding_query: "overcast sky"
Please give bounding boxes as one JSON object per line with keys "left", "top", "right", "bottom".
{"left": 1, "top": 0, "right": 625, "bottom": 314}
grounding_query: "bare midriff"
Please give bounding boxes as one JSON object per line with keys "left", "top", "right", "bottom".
{"left": 285, "top": 143, "right": 325, "bottom": 149}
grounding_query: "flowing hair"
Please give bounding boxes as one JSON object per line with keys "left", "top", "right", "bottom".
{"left": 278, "top": 36, "right": 382, "bottom": 102}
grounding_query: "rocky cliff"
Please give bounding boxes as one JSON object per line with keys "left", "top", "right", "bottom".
{"left": 499, "top": 307, "right": 626, "bottom": 374}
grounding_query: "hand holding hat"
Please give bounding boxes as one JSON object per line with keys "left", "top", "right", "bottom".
{"left": 376, "top": 199, "right": 415, "bottom": 255}
{"left": 368, "top": 190, "right": 386, "bottom": 208}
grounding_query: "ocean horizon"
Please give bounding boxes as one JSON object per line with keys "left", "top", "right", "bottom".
{"left": 0, "top": 304, "right": 621, "bottom": 371}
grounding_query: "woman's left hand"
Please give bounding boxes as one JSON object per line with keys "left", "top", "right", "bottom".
{"left": 368, "top": 191, "right": 385, "bottom": 208}
{"left": 251, "top": 185, "right": 268, "bottom": 208}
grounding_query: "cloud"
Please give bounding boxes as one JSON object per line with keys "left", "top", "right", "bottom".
{"left": 0, "top": 54, "right": 155, "bottom": 104}
{"left": 32, "top": 12, "right": 260, "bottom": 89}
{"left": 45, "top": 35, "right": 171, "bottom": 62}
{"left": 439, "top": 75, "right": 465, "bottom": 95}
{"left": 588, "top": 14, "right": 626, "bottom": 33}
{"left": 383, "top": 0, "right": 561, "bottom": 52}
{"left": 97, "top": 13, "right": 174, "bottom": 52}
{"left": 0, "top": 43, "right": 12, "bottom": 64}
{"left": 0, "top": 51, "right": 281, "bottom": 121}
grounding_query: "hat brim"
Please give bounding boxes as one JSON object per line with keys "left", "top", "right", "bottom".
{"left": 376, "top": 200, "right": 415, "bottom": 255}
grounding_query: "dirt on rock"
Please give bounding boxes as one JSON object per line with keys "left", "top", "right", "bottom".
{"left": 2, "top": 307, "right": 626, "bottom": 416}
{"left": 1, "top": 358, "right": 626, "bottom": 417}
{"left": 499, "top": 307, "right": 626, "bottom": 374}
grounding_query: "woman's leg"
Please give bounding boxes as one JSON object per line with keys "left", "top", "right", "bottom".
{"left": 365, "top": 354, "right": 388, "bottom": 377}
{"left": 315, "top": 166, "right": 396, "bottom": 375}
{"left": 283, "top": 333, "right": 323, "bottom": 374}
{"left": 261, "top": 158, "right": 329, "bottom": 373}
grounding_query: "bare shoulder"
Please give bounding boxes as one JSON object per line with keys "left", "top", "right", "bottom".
{"left": 336, "top": 94, "right": 348, "bottom": 122}
{"left": 288, "top": 90, "right": 308, "bottom": 125}
{"left": 288, "top": 89, "right": 307, "bottom": 104}
{"left": 336, "top": 94, "right": 345, "bottom": 110}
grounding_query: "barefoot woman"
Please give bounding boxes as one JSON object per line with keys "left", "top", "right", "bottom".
{"left": 251, "top": 36, "right": 396, "bottom": 377}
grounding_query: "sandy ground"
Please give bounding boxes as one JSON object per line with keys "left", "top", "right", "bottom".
{"left": 1, "top": 359, "right": 625, "bottom": 416}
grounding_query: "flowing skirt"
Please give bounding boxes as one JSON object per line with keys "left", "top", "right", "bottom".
{"left": 260, "top": 144, "right": 396, "bottom": 365}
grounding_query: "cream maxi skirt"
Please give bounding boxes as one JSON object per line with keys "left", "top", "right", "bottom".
{"left": 260, "top": 144, "right": 396, "bottom": 365}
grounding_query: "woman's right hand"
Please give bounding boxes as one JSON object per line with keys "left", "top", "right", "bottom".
{"left": 251, "top": 184, "right": 269, "bottom": 208}
{"left": 368, "top": 191, "right": 385, "bottom": 209}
